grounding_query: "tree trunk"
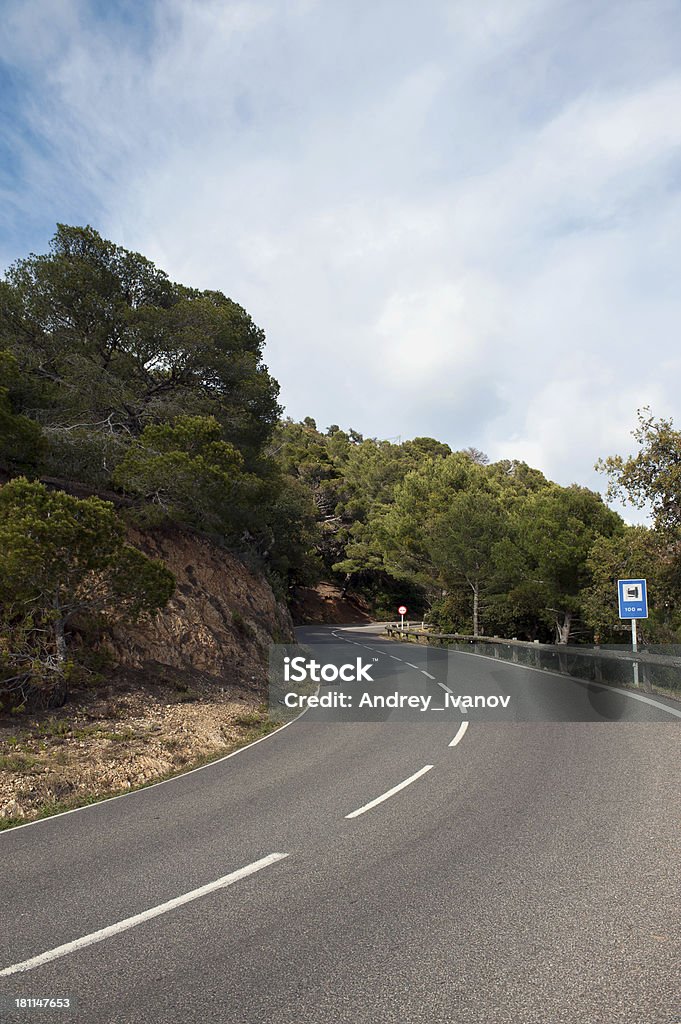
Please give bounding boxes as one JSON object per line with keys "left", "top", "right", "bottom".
{"left": 472, "top": 582, "right": 480, "bottom": 637}
{"left": 556, "top": 610, "right": 572, "bottom": 645}
{"left": 53, "top": 599, "right": 67, "bottom": 667}
{"left": 51, "top": 599, "right": 69, "bottom": 706}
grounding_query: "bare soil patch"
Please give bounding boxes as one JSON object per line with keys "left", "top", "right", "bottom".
{"left": 291, "top": 582, "right": 372, "bottom": 625}
{"left": 0, "top": 669, "right": 273, "bottom": 827}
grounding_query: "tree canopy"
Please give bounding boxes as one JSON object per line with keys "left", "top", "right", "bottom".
{"left": 0, "top": 225, "right": 315, "bottom": 594}
{"left": 0, "top": 479, "right": 174, "bottom": 709}
{"left": 1, "top": 224, "right": 280, "bottom": 462}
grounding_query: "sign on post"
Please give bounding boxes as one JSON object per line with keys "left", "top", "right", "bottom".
{"left": 617, "top": 579, "right": 648, "bottom": 619}
{"left": 398, "top": 605, "right": 407, "bottom": 630}
{"left": 617, "top": 579, "right": 648, "bottom": 688}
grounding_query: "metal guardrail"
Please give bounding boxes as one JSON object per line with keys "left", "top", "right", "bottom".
{"left": 384, "top": 626, "right": 681, "bottom": 698}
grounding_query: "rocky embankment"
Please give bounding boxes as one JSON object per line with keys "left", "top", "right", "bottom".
{"left": 290, "top": 581, "right": 372, "bottom": 625}
{"left": 110, "top": 526, "right": 293, "bottom": 684}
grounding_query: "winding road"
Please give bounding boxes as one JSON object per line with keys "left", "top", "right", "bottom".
{"left": 1, "top": 624, "right": 679, "bottom": 1023}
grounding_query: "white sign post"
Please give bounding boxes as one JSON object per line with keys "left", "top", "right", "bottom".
{"left": 617, "top": 579, "right": 648, "bottom": 688}
{"left": 398, "top": 605, "right": 407, "bottom": 631}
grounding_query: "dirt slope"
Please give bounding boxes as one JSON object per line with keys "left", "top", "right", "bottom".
{"left": 290, "top": 582, "right": 372, "bottom": 625}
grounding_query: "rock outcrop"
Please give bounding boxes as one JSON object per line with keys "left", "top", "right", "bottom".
{"left": 290, "top": 581, "right": 371, "bottom": 625}
{"left": 107, "top": 526, "right": 294, "bottom": 690}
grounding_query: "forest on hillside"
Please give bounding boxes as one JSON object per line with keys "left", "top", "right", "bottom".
{"left": 2, "top": 226, "right": 681, "bottom": 709}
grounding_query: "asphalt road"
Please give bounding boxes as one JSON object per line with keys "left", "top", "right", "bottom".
{"left": 0, "top": 625, "right": 679, "bottom": 1024}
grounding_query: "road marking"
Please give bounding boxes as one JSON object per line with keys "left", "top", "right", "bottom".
{"left": 0, "top": 854, "right": 289, "bottom": 977}
{"left": 390, "top": 656, "right": 402, "bottom": 661}
{"left": 442, "top": 646, "right": 681, "bottom": 719}
{"left": 449, "top": 722, "right": 469, "bottom": 747}
{"left": 345, "top": 765, "right": 434, "bottom": 819}
{"left": 2, "top": 701, "right": 312, "bottom": 835}
{"left": 421, "top": 670, "right": 435, "bottom": 679}
{"left": 438, "top": 681, "right": 453, "bottom": 694}
{"left": 604, "top": 687, "right": 681, "bottom": 719}
{"left": 406, "top": 662, "right": 420, "bottom": 669}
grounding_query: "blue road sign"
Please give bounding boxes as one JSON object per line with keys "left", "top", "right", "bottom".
{"left": 617, "top": 579, "right": 648, "bottom": 619}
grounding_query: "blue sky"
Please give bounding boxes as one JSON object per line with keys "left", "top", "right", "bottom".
{"left": 2, "top": 0, "right": 681, "bottom": 518}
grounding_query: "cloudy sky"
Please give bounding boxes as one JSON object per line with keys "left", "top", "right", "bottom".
{"left": 2, "top": 0, "right": 680, "bottom": 515}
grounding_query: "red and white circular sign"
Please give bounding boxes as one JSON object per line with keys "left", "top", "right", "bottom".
{"left": 398, "top": 605, "right": 407, "bottom": 616}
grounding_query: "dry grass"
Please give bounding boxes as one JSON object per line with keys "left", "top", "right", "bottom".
{"left": 0, "top": 673, "right": 276, "bottom": 830}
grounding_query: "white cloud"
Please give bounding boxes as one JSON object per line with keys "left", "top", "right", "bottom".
{"left": 373, "top": 275, "right": 506, "bottom": 389}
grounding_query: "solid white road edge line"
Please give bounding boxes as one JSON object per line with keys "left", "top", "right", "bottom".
{"left": 442, "top": 646, "right": 681, "bottom": 719}
{"left": 345, "top": 765, "right": 434, "bottom": 819}
{"left": 602, "top": 686, "right": 681, "bottom": 718}
{"left": 449, "top": 722, "right": 469, "bottom": 747}
{"left": 0, "top": 853, "right": 289, "bottom": 977}
{"left": 2, "top": 703, "right": 312, "bottom": 835}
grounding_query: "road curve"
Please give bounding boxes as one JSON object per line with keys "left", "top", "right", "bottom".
{"left": 0, "top": 624, "right": 678, "bottom": 1023}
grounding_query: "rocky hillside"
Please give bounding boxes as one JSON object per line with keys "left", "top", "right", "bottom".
{"left": 107, "top": 525, "right": 294, "bottom": 688}
{"left": 290, "top": 582, "right": 372, "bottom": 625}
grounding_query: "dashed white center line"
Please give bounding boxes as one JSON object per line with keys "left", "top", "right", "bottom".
{"left": 438, "top": 681, "right": 453, "bottom": 694}
{"left": 421, "top": 670, "right": 435, "bottom": 679}
{"left": 449, "top": 722, "right": 469, "bottom": 747}
{"left": 390, "top": 656, "right": 401, "bottom": 661}
{"left": 345, "top": 765, "right": 434, "bottom": 819}
{"left": 0, "top": 853, "right": 289, "bottom": 977}
{"left": 406, "top": 662, "right": 419, "bottom": 670}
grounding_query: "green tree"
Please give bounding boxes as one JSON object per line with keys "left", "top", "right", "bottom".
{"left": 511, "top": 485, "right": 623, "bottom": 643}
{"left": 274, "top": 420, "right": 452, "bottom": 599}
{"left": 1, "top": 224, "right": 280, "bottom": 470}
{"left": 0, "top": 350, "right": 46, "bottom": 473}
{"left": 582, "top": 526, "right": 674, "bottom": 642}
{"left": 0, "top": 479, "right": 174, "bottom": 708}
{"left": 427, "top": 487, "right": 511, "bottom": 637}
{"left": 256, "top": 476, "right": 322, "bottom": 590}
{"left": 113, "top": 415, "right": 261, "bottom": 537}
{"left": 596, "top": 409, "right": 681, "bottom": 638}
{"left": 597, "top": 408, "right": 681, "bottom": 532}
{"left": 273, "top": 418, "right": 344, "bottom": 521}
{"left": 378, "top": 453, "right": 486, "bottom": 583}
{"left": 365, "top": 453, "right": 624, "bottom": 642}
{"left": 0, "top": 229, "right": 335, "bottom": 600}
